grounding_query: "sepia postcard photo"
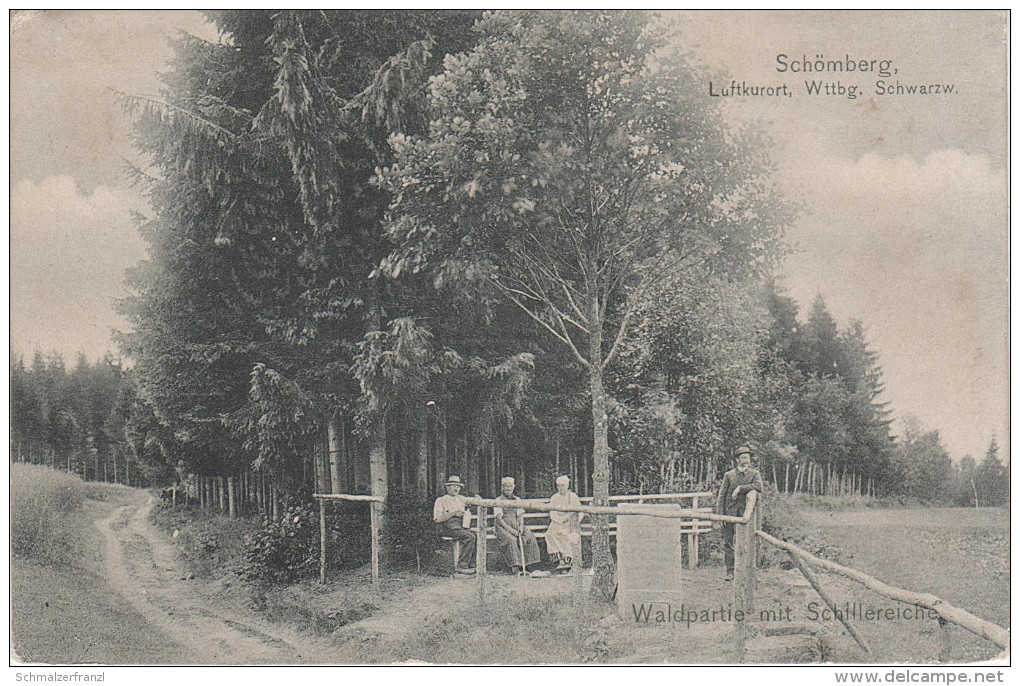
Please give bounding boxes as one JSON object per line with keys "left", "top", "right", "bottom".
{"left": 8, "top": 10, "right": 1009, "bottom": 675}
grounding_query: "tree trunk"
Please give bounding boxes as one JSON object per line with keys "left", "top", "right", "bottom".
{"left": 415, "top": 418, "right": 429, "bottom": 497}
{"left": 368, "top": 421, "right": 387, "bottom": 546}
{"left": 435, "top": 412, "right": 447, "bottom": 493}
{"left": 328, "top": 412, "right": 343, "bottom": 494}
{"left": 366, "top": 291, "right": 389, "bottom": 551}
{"left": 314, "top": 437, "right": 328, "bottom": 495}
{"left": 588, "top": 362, "right": 615, "bottom": 602}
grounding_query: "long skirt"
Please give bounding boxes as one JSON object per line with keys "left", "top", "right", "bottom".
{"left": 545, "top": 520, "right": 579, "bottom": 558}
{"left": 495, "top": 526, "right": 541, "bottom": 569}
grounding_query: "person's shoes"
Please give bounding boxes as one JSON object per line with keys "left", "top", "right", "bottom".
{"left": 455, "top": 566, "right": 476, "bottom": 575}
{"left": 529, "top": 570, "right": 552, "bottom": 578}
{"left": 724, "top": 572, "right": 734, "bottom": 581}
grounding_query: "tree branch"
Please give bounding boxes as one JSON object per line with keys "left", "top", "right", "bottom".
{"left": 493, "top": 278, "right": 590, "bottom": 369}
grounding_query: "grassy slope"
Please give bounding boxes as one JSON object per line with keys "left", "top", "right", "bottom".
{"left": 11, "top": 479, "right": 188, "bottom": 664}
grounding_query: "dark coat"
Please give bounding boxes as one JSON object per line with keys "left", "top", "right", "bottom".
{"left": 715, "top": 467, "right": 764, "bottom": 517}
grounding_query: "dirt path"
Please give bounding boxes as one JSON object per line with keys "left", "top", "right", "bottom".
{"left": 94, "top": 489, "right": 335, "bottom": 664}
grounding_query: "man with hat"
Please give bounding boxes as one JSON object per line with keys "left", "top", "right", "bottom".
{"left": 715, "top": 446, "right": 764, "bottom": 581}
{"left": 434, "top": 475, "right": 476, "bottom": 574}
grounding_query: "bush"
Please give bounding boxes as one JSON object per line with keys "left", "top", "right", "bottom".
{"left": 240, "top": 502, "right": 321, "bottom": 584}
{"left": 11, "top": 464, "right": 87, "bottom": 566}
{"left": 151, "top": 502, "right": 255, "bottom": 579}
{"left": 382, "top": 490, "right": 436, "bottom": 571}
{"left": 239, "top": 499, "right": 372, "bottom": 584}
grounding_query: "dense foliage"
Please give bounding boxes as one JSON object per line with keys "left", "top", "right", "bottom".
{"left": 11, "top": 12, "right": 1006, "bottom": 590}
{"left": 378, "top": 10, "right": 792, "bottom": 597}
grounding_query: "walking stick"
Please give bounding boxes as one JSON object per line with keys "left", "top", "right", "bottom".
{"left": 516, "top": 518, "right": 531, "bottom": 577}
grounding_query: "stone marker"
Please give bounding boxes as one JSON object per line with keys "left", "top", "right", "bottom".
{"left": 616, "top": 511, "right": 684, "bottom": 621}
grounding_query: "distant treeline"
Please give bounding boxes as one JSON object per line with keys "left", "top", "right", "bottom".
{"left": 11, "top": 288, "right": 1005, "bottom": 507}
{"left": 10, "top": 352, "right": 166, "bottom": 487}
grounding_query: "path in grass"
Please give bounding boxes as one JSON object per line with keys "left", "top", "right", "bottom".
{"left": 14, "top": 485, "right": 338, "bottom": 665}
{"left": 93, "top": 488, "right": 344, "bottom": 664}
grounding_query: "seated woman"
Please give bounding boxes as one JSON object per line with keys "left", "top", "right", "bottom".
{"left": 493, "top": 476, "right": 549, "bottom": 577}
{"left": 545, "top": 475, "right": 583, "bottom": 573}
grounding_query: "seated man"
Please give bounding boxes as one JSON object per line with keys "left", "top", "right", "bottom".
{"left": 715, "top": 445, "right": 764, "bottom": 581}
{"left": 494, "top": 476, "right": 550, "bottom": 577}
{"left": 433, "top": 475, "right": 476, "bottom": 574}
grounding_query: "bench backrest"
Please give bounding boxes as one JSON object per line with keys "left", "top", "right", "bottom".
{"left": 460, "top": 492, "right": 714, "bottom": 537}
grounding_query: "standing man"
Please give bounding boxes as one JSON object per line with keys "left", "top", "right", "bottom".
{"left": 434, "top": 475, "right": 476, "bottom": 574}
{"left": 715, "top": 446, "right": 764, "bottom": 581}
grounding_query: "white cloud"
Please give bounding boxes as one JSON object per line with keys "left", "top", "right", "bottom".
{"left": 10, "top": 176, "right": 148, "bottom": 361}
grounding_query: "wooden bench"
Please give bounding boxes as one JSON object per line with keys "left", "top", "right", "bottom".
{"left": 441, "top": 492, "right": 713, "bottom": 571}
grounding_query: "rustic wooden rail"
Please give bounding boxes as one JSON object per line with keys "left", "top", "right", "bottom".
{"left": 757, "top": 529, "right": 1010, "bottom": 653}
{"left": 461, "top": 495, "right": 751, "bottom": 522}
{"left": 313, "top": 493, "right": 385, "bottom": 586}
{"left": 447, "top": 492, "right": 714, "bottom": 570}
{"left": 462, "top": 493, "right": 759, "bottom": 610}
{"left": 312, "top": 491, "right": 716, "bottom": 587}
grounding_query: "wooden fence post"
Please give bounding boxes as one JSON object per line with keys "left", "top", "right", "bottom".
{"left": 688, "top": 495, "right": 700, "bottom": 568}
{"left": 938, "top": 616, "right": 953, "bottom": 661}
{"left": 733, "top": 494, "right": 758, "bottom": 659}
{"left": 319, "top": 498, "right": 327, "bottom": 585}
{"left": 476, "top": 505, "right": 488, "bottom": 602}
{"left": 369, "top": 500, "right": 381, "bottom": 588}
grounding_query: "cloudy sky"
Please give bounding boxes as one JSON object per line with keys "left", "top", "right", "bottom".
{"left": 9, "top": 11, "right": 1008, "bottom": 461}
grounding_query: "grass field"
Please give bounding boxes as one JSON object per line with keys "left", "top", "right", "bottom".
{"left": 800, "top": 507, "right": 1008, "bottom": 662}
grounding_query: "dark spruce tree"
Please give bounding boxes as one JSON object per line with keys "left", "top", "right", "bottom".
{"left": 120, "top": 11, "right": 479, "bottom": 516}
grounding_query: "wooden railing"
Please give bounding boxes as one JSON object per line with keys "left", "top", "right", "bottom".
{"left": 756, "top": 530, "right": 1010, "bottom": 657}
{"left": 312, "top": 491, "right": 713, "bottom": 587}
{"left": 450, "top": 492, "right": 714, "bottom": 569}
{"left": 461, "top": 493, "right": 759, "bottom": 610}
